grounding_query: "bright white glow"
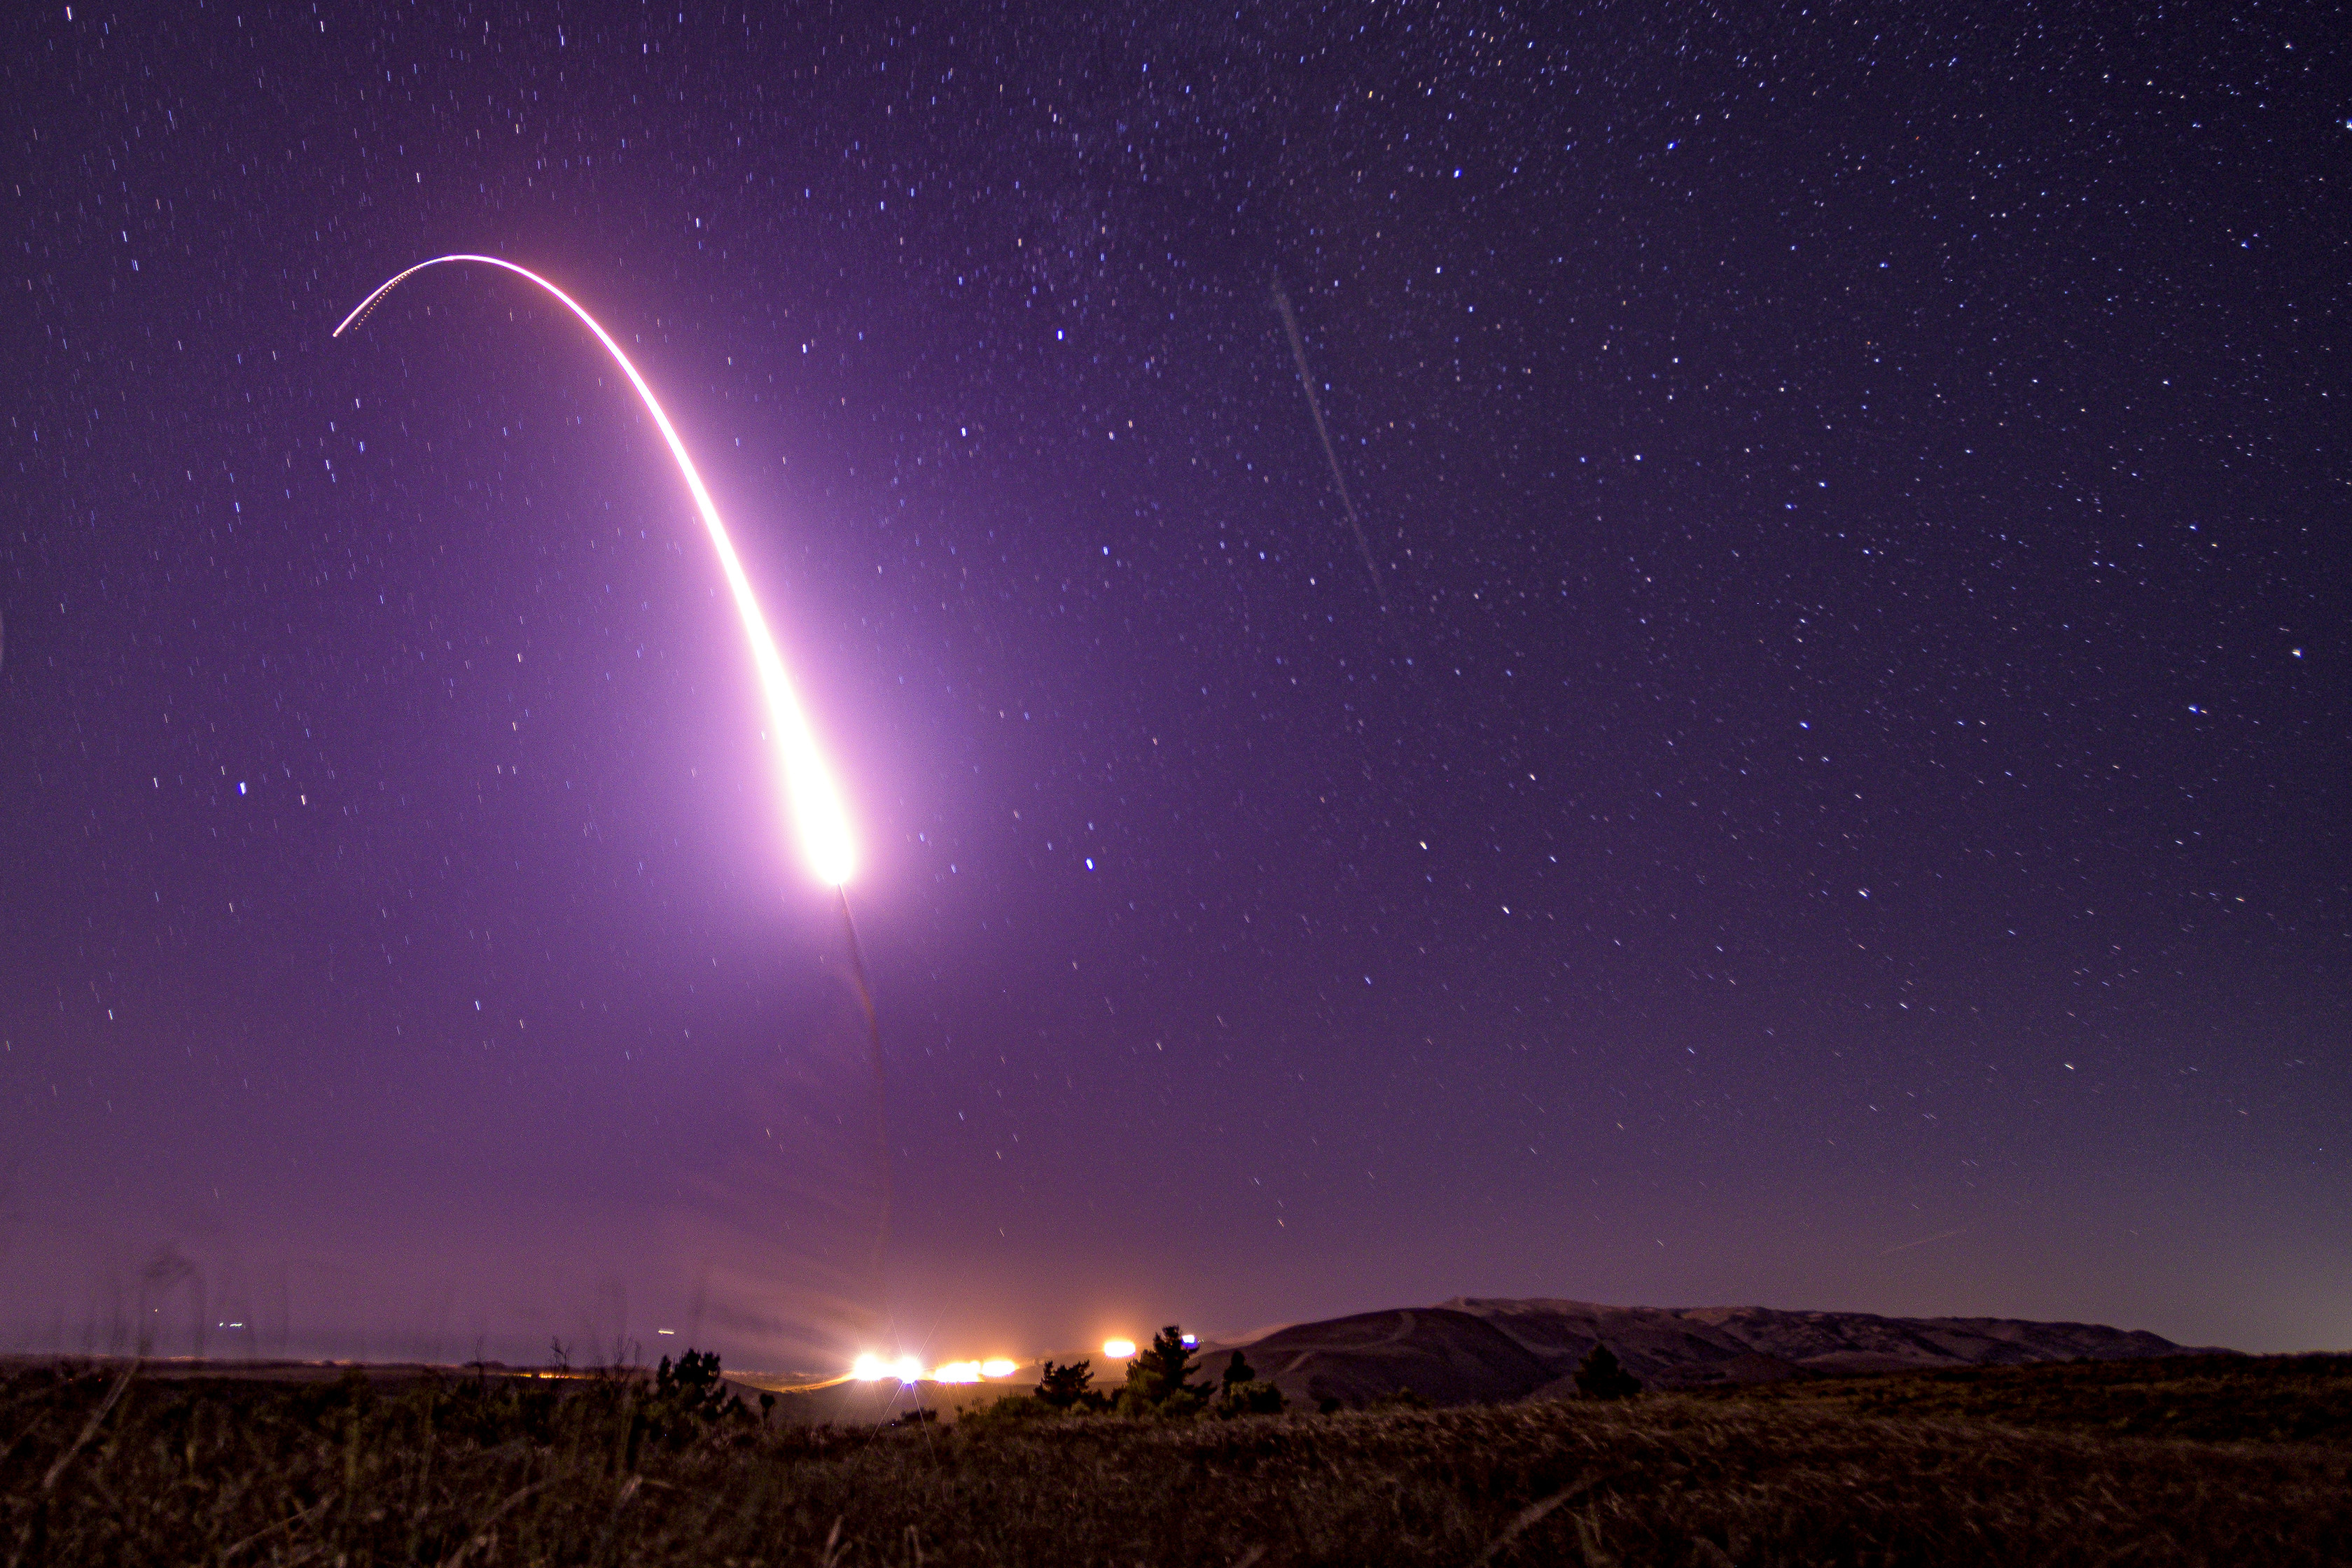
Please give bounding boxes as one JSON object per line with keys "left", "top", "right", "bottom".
{"left": 852, "top": 1352, "right": 931, "bottom": 1382}
{"left": 861, "top": 1353, "right": 1020, "bottom": 1382}
{"left": 1103, "top": 1338, "right": 1137, "bottom": 1360}
{"left": 335, "top": 255, "right": 857, "bottom": 886}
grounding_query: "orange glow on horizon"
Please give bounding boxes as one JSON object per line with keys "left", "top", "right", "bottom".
{"left": 852, "top": 1354, "right": 1024, "bottom": 1383}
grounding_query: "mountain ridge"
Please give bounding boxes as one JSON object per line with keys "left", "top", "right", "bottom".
{"left": 1185, "top": 1297, "right": 2225, "bottom": 1409}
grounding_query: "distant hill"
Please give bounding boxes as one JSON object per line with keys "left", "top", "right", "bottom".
{"left": 1190, "top": 1298, "right": 2220, "bottom": 1410}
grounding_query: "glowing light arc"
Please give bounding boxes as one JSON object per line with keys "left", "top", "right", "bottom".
{"left": 335, "top": 254, "right": 855, "bottom": 886}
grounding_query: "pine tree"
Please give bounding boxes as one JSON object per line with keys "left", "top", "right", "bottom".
{"left": 1123, "top": 1325, "right": 1208, "bottom": 1408}
{"left": 1036, "top": 1359, "right": 1095, "bottom": 1410}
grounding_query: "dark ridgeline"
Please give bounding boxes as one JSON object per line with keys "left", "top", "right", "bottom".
{"left": 1178, "top": 1296, "right": 2217, "bottom": 1410}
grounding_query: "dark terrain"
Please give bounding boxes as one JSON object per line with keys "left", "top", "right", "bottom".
{"left": 4, "top": 1350, "right": 2346, "bottom": 1564}
{"left": 1181, "top": 1295, "right": 2219, "bottom": 1408}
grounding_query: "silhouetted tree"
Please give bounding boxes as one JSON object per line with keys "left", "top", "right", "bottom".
{"left": 639, "top": 1348, "right": 748, "bottom": 1447}
{"left": 1574, "top": 1341, "right": 1643, "bottom": 1401}
{"left": 1122, "top": 1325, "right": 1208, "bottom": 1411}
{"left": 1215, "top": 1350, "right": 1286, "bottom": 1416}
{"left": 1036, "top": 1359, "right": 1096, "bottom": 1410}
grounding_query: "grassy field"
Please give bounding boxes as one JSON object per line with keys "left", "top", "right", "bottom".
{"left": 3, "top": 1354, "right": 2347, "bottom": 1565}
{"left": 1689, "top": 1352, "right": 2352, "bottom": 1449}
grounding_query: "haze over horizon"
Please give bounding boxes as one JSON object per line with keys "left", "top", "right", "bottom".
{"left": 4, "top": 1, "right": 2344, "bottom": 1368}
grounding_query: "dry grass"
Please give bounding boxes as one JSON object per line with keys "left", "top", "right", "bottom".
{"left": 3, "top": 1358, "right": 2347, "bottom": 1565}
{"left": 1691, "top": 1352, "right": 2352, "bottom": 1449}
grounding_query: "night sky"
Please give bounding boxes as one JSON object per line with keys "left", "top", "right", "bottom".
{"left": 6, "top": 2, "right": 2346, "bottom": 1370}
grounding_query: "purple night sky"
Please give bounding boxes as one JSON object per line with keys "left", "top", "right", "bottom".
{"left": 5, "top": 3, "right": 2345, "bottom": 1370}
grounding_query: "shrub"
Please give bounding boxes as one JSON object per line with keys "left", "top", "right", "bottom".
{"left": 1574, "top": 1342, "right": 1643, "bottom": 1401}
{"left": 1215, "top": 1351, "right": 1286, "bottom": 1418}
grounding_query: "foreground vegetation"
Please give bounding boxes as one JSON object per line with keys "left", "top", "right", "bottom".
{"left": 1688, "top": 1351, "right": 2352, "bottom": 1449}
{"left": 3, "top": 1354, "right": 2346, "bottom": 1565}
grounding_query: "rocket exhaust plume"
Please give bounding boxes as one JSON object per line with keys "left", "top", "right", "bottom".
{"left": 335, "top": 255, "right": 893, "bottom": 1312}
{"left": 835, "top": 888, "right": 890, "bottom": 1298}
{"left": 335, "top": 257, "right": 853, "bottom": 884}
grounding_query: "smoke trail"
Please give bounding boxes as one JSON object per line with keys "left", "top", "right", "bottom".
{"left": 335, "top": 255, "right": 891, "bottom": 1345}
{"left": 835, "top": 891, "right": 891, "bottom": 1315}
{"left": 1272, "top": 278, "right": 1387, "bottom": 612}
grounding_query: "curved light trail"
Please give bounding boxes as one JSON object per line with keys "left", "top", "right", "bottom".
{"left": 337, "top": 256, "right": 895, "bottom": 1336}
{"left": 334, "top": 255, "right": 856, "bottom": 887}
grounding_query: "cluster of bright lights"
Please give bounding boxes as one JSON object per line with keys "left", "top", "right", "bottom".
{"left": 849, "top": 1343, "right": 1152, "bottom": 1382}
{"left": 851, "top": 1354, "right": 1022, "bottom": 1384}
{"left": 851, "top": 1353, "right": 925, "bottom": 1383}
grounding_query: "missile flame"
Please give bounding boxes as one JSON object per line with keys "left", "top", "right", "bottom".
{"left": 338, "top": 256, "right": 893, "bottom": 1327}
{"left": 333, "top": 255, "right": 856, "bottom": 886}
